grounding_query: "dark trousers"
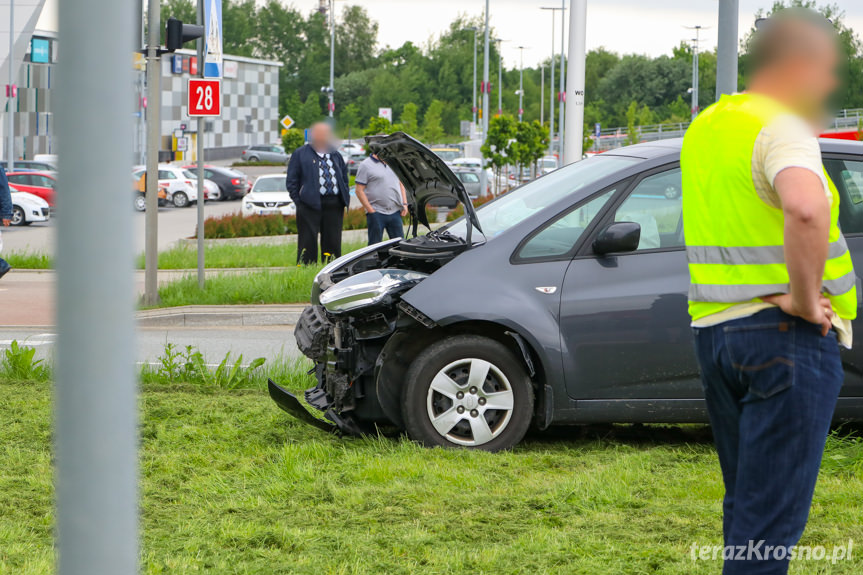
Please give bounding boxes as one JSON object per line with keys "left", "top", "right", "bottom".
{"left": 296, "top": 195, "right": 344, "bottom": 265}
{"left": 366, "top": 211, "right": 404, "bottom": 245}
{"left": 693, "top": 308, "right": 843, "bottom": 575}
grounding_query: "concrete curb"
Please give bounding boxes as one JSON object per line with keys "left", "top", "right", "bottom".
{"left": 136, "top": 304, "right": 306, "bottom": 327}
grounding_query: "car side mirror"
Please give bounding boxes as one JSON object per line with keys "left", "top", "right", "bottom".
{"left": 593, "top": 222, "right": 641, "bottom": 256}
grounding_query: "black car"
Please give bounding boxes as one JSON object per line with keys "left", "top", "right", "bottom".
{"left": 182, "top": 165, "right": 248, "bottom": 200}
{"left": 269, "top": 133, "right": 863, "bottom": 451}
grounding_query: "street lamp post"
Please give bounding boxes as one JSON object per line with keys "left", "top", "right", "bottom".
{"left": 517, "top": 45, "right": 526, "bottom": 122}
{"left": 563, "top": 0, "right": 587, "bottom": 165}
{"left": 716, "top": 0, "right": 739, "bottom": 98}
{"left": 480, "top": 0, "right": 490, "bottom": 196}
{"left": 558, "top": 0, "right": 566, "bottom": 160}
{"left": 328, "top": 0, "right": 335, "bottom": 117}
{"left": 540, "top": 64, "right": 545, "bottom": 126}
{"left": 7, "top": 0, "right": 14, "bottom": 171}
{"left": 495, "top": 38, "right": 503, "bottom": 116}
{"left": 463, "top": 27, "right": 479, "bottom": 128}
{"left": 685, "top": 25, "right": 704, "bottom": 120}
{"left": 541, "top": 6, "right": 564, "bottom": 157}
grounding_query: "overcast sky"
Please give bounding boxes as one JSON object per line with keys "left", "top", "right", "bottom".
{"left": 304, "top": 0, "right": 863, "bottom": 68}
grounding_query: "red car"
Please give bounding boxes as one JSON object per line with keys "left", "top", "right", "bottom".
{"left": 6, "top": 171, "right": 57, "bottom": 206}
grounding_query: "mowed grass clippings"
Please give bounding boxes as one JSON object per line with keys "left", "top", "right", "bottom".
{"left": 2, "top": 376, "right": 863, "bottom": 574}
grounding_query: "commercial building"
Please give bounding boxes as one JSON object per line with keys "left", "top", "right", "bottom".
{"left": 1, "top": 0, "right": 281, "bottom": 162}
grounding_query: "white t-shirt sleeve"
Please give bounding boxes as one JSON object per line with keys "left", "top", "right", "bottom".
{"left": 754, "top": 114, "right": 829, "bottom": 206}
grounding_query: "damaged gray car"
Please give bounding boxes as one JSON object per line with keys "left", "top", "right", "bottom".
{"left": 269, "top": 133, "right": 863, "bottom": 451}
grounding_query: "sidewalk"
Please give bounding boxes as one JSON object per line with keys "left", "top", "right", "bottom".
{"left": 2, "top": 269, "right": 308, "bottom": 328}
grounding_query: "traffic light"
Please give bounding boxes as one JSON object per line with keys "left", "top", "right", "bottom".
{"left": 165, "top": 17, "right": 204, "bottom": 53}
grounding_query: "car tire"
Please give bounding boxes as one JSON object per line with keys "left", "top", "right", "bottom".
{"left": 172, "top": 192, "right": 189, "bottom": 208}
{"left": 402, "top": 335, "right": 533, "bottom": 451}
{"left": 10, "top": 205, "right": 27, "bottom": 226}
{"left": 248, "top": 155, "right": 260, "bottom": 163}
{"left": 134, "top": 193, "right": 146, "bottom": 212}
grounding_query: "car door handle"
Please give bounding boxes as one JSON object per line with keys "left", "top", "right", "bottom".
{"left": 535, "top": 287, "right": 557, "bottom": 294}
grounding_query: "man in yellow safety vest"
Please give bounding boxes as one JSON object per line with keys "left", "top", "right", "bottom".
{"left": 682, "top": 9, "right": 854, "bottom": 574}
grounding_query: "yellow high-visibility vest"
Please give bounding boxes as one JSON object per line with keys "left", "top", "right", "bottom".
{"left": 681, "top": 93, "right": 857, "bottom": 322}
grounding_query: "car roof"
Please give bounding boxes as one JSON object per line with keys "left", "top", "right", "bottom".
{"left": 601, "top": 136, "right": 863, "bottom": 162}
{"left": 254, "top": 174, "right": 285, "bottom": 180}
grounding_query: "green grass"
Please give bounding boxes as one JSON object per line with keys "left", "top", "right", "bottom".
{"left": 3, "top": 250, "right": 53, "bottom": 269}
{"left": 152, "top": 267, "right": 322, "bottom": 307}
{"left": 1, "top": 367, "right": 861, "bottom": 574}
{"left": 136, "top": 242, "right": 365, "bottom": 270}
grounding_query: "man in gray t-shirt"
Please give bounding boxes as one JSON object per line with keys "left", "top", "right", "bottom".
{"left": 355, "top": 154, "right": 408, "bottom": 245}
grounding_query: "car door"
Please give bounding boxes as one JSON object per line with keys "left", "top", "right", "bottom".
{"left": 824, "top": 155, "right": 863, "bottom": 400}
{"left": 558, "top": 165, "right": 701, "bottom": 400}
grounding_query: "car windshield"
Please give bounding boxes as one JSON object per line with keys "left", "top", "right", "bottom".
{"left": 253, "top": 178, "right": 287, "bottom": 193}
{"left": 434, "top": 150, "right": 460, "bottom": 162}
{"left": 446, "top": 155, "right": 639, "bottom": 240}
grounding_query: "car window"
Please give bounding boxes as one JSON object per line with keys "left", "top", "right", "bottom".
{"left": 825, "top": 158, "right": 863, "bottom": 234}
{"left": 7, "top": 174, "right": 25, "bottom": 184}
{"left": 253, "top": 178, "right": 287, "bottom": 193}
{"left": 457, "top": 172, "right": 480, "bottom": 183}
{"left": 612, "top": 168, "right": 684, "bottom": 251}
{"left": 181, "top": 170, "right": 197, "bottom": 180}
{"left": 31, "top": 175, "right": 55, "bottom": 188}
{"left": 158, "top": 170, "right": 176, "bottom": 180}
{"left": 446, "top": 155, "right": 639, "bottom": 240}
{"left": 518, "top": 189, "right": 616, "bottom": 260}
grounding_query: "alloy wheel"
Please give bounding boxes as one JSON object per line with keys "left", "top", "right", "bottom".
{"left": 425, "top": 358, "right": 515, "bottom": 447}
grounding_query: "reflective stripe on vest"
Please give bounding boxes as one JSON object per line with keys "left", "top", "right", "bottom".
{"left": 686, "top": 237, "right": 848, "bottom": 266}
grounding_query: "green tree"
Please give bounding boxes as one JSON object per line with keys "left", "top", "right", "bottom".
{"left": 339, "top": 103, "right": 362, "bottom": 139}
{"left": 422, "top": 100, "right": 445, "bottom": 143}
{"left": 366, "top": 115, "right": 393, "bottom": 135}
{"left": 513, "top": 121, "right": 549, "bottom": 178}
{"left": 401, "top": 103, "right": 419, "bottom": 136}
{"left": 335, "top": 6, "right": 379, "bottom": 75}
{"left": 297, "top": 93, "right": 322, "bottom": 129}
{"left": 282, "top": 128, "right": 305, "bottom": 153}
{"left": 625, "top": 102, "right": 640, "bottom": 146}
{"left": 481, "top": 115, "right": 517, "bottom": 192}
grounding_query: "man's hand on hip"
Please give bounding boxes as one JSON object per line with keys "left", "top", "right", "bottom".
{"left": 762, "top": 293, "right": 834, "bottom": 336}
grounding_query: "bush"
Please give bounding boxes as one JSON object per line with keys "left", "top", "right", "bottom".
{"left": 201, "top": 214, "right": 287, "bottom": 239}
{"left": 446, "top": 195, "right": 494, "bottom": 221}
{"left": 282, "top": 128, "right": 305, "bottom": 153}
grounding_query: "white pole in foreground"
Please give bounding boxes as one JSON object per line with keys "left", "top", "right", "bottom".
{"left": 716, "top": 0, "right": 739, "bottom": 99}
{"left": 56, "top": 0, "right": 138, "bottom": 573}
{"left": 7, "top": 0, "right": 14, "bottom": 171}
{"left": 143, "top": 0, "right": 161, "bottom": 306}
{"left": 563, "top": 0, "right": 586, "bottom": 165}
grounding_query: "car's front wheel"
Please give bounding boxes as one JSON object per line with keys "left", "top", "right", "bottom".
{"left": 402, "top": 335, "right": 533, "bottom": 451}
{"left": 11, "top": 205, "right": 27, "bottom": 226}
{"left": 172, "top": 192, "right": 189, "bottom": 208}
{"left": 134, "top": 193, "right": 146, "bottom": 212}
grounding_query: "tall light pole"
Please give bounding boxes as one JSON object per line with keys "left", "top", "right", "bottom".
{"left": 7, "top": 0, "right": 15, "bottom": 171}
{"left": 516, "top": 46, "right": 526, "bottom": 122}
{"left": 328, "top": 0, "right": 335, "bottom": 117}
{"left": 463, "top": 27, "right": 479, "bottom": 128}
{"left": 541, "top": 6, "right": 564, "bottom": 157}
{"left": 480, "top": 0, "right": 490, "bottom": 197}
{"left": 143, "top": 0, "right": 161, "bottom": 306}
{"left": 558, "top": 0, "right": 566, "bottom": 160}
{"left": 685, "top": 25, "right": 704, "bottom": 120}
{"left": 563, "top": 0, "right": 586, "bottom": 165}
{"left": 540, "top": 64, "right": 545, "bottom": 126}
{"left": 495, "top": 38, "right": 504, "bottom": 116}
{"left": 716, "top": 0, "right": 739, "bottom": 99}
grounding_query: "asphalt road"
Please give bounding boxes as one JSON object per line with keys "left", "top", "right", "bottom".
{"left": 0, "top": 325, "right": 302, "bottom": 366}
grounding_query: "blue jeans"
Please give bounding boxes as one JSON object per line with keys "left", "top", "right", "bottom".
{"left": 367, "top": 211, "right": 404, "bottom": 245}
{"left": 693, "top": 308, "right": 843, "bottom": 575}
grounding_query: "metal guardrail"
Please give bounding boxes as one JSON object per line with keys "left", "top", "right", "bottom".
{"left": 590, "top": 108, "right": 863, "bottom": 152}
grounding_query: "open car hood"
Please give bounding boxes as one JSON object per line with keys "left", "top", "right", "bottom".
{"left": 365, "top": 132, "right": 482, "bottom": 236}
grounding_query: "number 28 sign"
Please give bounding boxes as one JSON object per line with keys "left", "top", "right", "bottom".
{"left": 188, "top": 79, "right": 221, "bottom": 117}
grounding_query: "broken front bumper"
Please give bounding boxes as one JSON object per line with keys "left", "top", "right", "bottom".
{"left": 268, "top": 378, "right": 368, "bottom": 436}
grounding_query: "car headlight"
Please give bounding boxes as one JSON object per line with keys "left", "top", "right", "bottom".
{"left": 244, "top": 203, "right": 252, "bottom": 210}
{"left": 319, "top": 268, "right": 427, "bottom": 314}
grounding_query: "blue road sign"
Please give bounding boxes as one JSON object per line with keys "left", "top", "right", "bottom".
{"left": 595, "top": 123, "right": 601, "bottom": 138}
{"left": 204, "top": 0, "right": 223, "bottom": 78}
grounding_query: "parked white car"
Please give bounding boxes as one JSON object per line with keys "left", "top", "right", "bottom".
{"left": 242, "top": 174, "right": 296, "bottom": 217}
{"left": 132, "top": 164, "right": 200, "bottom": 208}
{"left": 9, "top": 191, "right": 50, "bottom": 226}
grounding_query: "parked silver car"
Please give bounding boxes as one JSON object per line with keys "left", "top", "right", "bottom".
{"left": 241, "top": 145, "right": 289, "bottom": 164}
